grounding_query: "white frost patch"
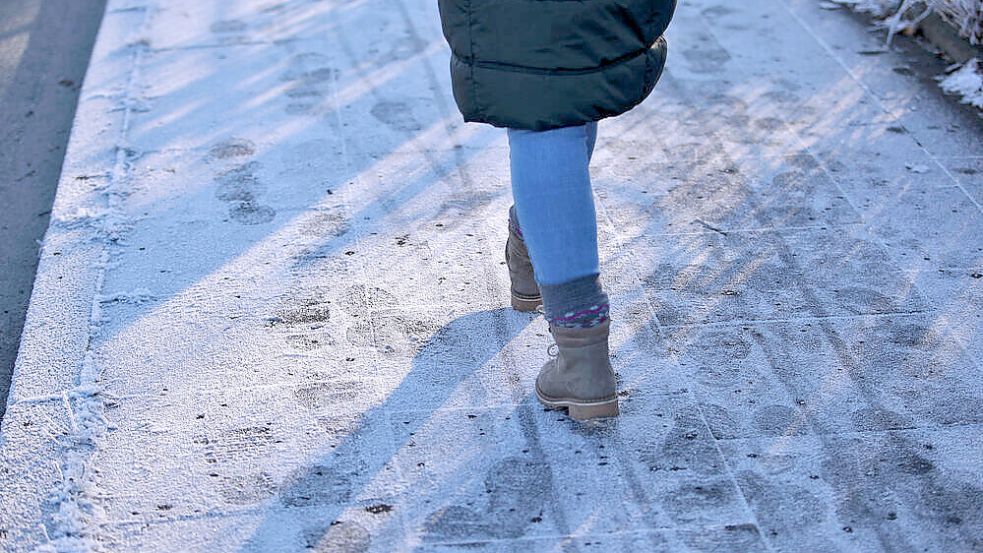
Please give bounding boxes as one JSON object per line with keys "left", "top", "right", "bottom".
{"left": 937, "top": 58, "right": 983, "bottom": 108}
{"left": 95, "top": 288, "right": 156, "bottom": 305}
{"left": 55, "top": 206, "right": 112, "bottom": 224}
{"left": 53, "top": 206, "right": 134, "bottom": 241}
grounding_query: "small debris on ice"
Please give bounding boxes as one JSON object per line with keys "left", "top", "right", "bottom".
{"left": 906, "top": 163, "right": 930, "bottom": 173}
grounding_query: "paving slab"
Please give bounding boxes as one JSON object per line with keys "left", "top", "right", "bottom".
{"left": 719, "top": 426, "right": 983, "bottom": 552}
{"left": 1, "top": 0, "right": 982, "bottom": 551}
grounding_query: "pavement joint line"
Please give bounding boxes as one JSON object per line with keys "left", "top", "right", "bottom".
{"left": 98, "top": 503, "right": 272, "bottom": 529}
{"left": 147, "top": 40, "right": 287, "bottom": 53}
{"left": 926, "top": 182, "right": 979, "bottom": 190}
{"left": 97, "top": 504, "right": 757, "bottom": 544}
{"left": 599, "top": 225, "right": 856, "bottom": 243}
{"left": 929, "top": 156, "right": 983, "bottom": 198}
{"left": 685, "top": 385, "right": 777, "bottom": 552}
{"left": 708, "top": 421, "right": 983, "bottom": 441}
{"left": 905, "top": 266, "right": 983, "bottom": 273}
{"left": 7, "top": 387, "right": 106, "bottom": 408}
{"left": 658, "top": 308, "right": 937, "bottom": 330}
{"left": 388, "top": 404, "right": 528, "bottom": 419}
{"left": 780, "top": 0, "right": 983, "bottom": 216}
{"left": 617, "top": 221, "right": 868, "bottom": 238}
{"left": 396, "top": 527, "right": 681, "bottom": 548}
{"left": 48, "top": 372, "right": 403, "bottom": 406}
{"left": 99, "top": 462, "right": 407, "bottom": 507}
{"left": 94, "top": 141, "right": 497, "bottom": 158}
{"left": 606, "top": 446, "right": 666, "bottom": 551}
{"left": 25, "top": 6, "right": 156, "bottom": 544}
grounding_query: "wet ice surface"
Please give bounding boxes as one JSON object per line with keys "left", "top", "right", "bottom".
{"left": 1, "top": 0, "right": 982, "bottom": 551}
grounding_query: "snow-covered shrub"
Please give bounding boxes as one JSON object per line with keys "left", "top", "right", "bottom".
{"left": 930, "top": 0, "right": 983, "bottom": 45}
{"left": 938, "top": 58, "right": 983, "bottom": 108}
{"left": 829, "top": 0, "right": 982, "bottom": 44}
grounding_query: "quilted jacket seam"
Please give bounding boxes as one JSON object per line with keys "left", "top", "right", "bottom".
{"left": 456, "top": 44, "right": 650, "bottom": 76}
{"left": 465, "top": 0, "right": 479, "bottom": 121}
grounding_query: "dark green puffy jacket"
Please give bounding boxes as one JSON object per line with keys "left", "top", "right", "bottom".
{"left": 437, "top": 0, "right": 676, "bottom": 131}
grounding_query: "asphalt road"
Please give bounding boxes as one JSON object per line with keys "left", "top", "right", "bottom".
{"left": 0, "top": 0, "right": 106, "bottom": 421}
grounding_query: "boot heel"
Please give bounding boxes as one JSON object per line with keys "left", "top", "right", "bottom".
{"left": 511, "top": 294, "right": 542, "bottom": 312}
{"left": 568, "top": 399, "right": 620, "bottom": 421}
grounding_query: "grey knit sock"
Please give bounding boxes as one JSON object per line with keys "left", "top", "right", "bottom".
{"left": 539, "top": 273, "right": 610, "bottom": 329}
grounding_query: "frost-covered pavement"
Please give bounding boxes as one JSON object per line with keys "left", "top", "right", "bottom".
{"left": 2, "top": 0, "right": 983, "bottom": 551}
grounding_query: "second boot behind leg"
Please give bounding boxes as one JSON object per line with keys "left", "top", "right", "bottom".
{"left": 506, "top": 205, "right": 542, "bottom": 312}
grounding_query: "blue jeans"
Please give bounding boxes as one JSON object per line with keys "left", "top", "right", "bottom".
{"left": 506, "top": 121, "right": 599, "bottom": 287}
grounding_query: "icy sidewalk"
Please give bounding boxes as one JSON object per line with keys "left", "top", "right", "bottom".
{"left": 1, "top": 0, "right": 982, "bottom": 551}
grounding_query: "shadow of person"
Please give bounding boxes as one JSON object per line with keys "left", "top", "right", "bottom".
{"left": 240, "top": 306, "right": 537, "bottom": 551}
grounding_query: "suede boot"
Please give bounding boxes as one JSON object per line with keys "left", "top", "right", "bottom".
{"left": 505, "top": 213, "right": 542, "bottom": 312}
{"left": 536, "top": 318, "right": 619, "bottom": 420}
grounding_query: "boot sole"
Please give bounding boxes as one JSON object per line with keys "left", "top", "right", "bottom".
{"left": 535, "top": 387, "right": 619, "bottom": 421}
{"left": 510, "top": 293, "right": 542, "bottom": 312}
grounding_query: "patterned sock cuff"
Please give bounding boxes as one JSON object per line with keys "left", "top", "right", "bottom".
{"left": 539, "top": 273, "right": 610, "bottom": 329}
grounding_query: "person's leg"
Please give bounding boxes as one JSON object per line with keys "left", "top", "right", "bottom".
{"left": 510, "top": 119, "right": 597, "bottom": 235}
{"left": 506, "top": 121, "right": 618, "bottom": 420}
{"left": 506, "top": 123, "right": 609, "bottom": 329}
